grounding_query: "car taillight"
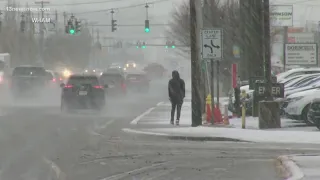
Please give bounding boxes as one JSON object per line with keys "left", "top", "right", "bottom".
{"left": 65, "top": 84, "right": 73, "bottom": 88}
{"left": 93, "top": 85, "right": 103, "bottom": 89}
{"left": 59, "top": 78, "right": 63, "bottom": 81}
{"left": 52, "top": 78, "right": 56, "bottom": 82}
{"left": 0, "top": 76, "right": 3, "bottom": 82}
{"left": 121, "top": 83, "right": 126, "bottom": 89}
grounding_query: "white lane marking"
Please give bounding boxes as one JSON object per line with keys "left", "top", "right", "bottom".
{"left": 100, "top": 162, "right": 167, "bottom": 180}
{"left": 156, "top": 102, "right": 164, "bottom": 106}
{"left": 94, "top": 119, "right": 115, "bottom": 131}
{"left": 89, "top": 119, "right": 115, "bottom": 136}
{"left": 122, "top": 128, "right": 169, "bottom": 136}
{"left": 43, "top": 157, "right": 67, "bottom": 180}
{"left": 130, "top": 107, "right": 155, "bottom": 125}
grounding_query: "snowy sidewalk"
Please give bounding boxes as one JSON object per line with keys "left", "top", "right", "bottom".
{"left": 277, "top": 154, "right": 320, "bottom": 180}
{"left": 130, "top": 95, "right": 230, "bottom": 126}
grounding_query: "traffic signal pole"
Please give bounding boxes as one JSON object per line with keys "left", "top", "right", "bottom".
{"left": 35, "top": 0, "right": 49, "bottom": 65}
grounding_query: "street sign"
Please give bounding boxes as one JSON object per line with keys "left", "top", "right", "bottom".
{"left": 201, "top": 28, "right": 223, "bottom": 59}
{"left": 284, "top": 43, "right": 318, "bottom": 66}
{"left": 233, "top": 45, "right": 240, "bottom": 58}
{"left": 270, "top": 5, "right": 293, "bottom": 27}
{"left": 254, "top": 83, "right": 284, "bottom": 98}
{"left": 249, "top": 76, "right": 277, "bottom": 90}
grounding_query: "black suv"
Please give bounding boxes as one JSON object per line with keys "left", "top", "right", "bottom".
{"left": 60, "top": 75, "right": 108, "bottom": 112}
{"left": 11, "top": 66, "right": 48, "bottom": 97}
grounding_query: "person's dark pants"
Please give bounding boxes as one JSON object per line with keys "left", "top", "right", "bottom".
{"left": 171, "top": 100, "right": 183, "bottom": 122}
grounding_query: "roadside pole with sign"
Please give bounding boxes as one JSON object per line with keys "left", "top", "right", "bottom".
{"left": 201, "top": 28, "right": 223, "bottom": 124}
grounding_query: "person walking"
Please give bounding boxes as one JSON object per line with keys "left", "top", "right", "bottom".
{"left": 168, "top": 70, "right": 185, "bottom": 125}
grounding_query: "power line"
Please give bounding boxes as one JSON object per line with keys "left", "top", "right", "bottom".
{"left": 40, "top": 0, "right": 128, "bottom": 7}
{"left": 91, "top": 23, "right": 168, "bottom": 26}
{"left": 73, "top": 0, "right": 169, "bottom": 15}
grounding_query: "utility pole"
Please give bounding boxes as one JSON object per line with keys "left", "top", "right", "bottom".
{"left": 263, "top": 0, "right": 272, "bottom": 99}
{"left": 63, "top": 12, "right": 67, "bottom": 25}
{"left": 34, "top": 0, "right": 49, "bottom": 65}
{"left": 195, "top": 0, "right": 206, "bottom": 114}
{"left": 189, "top": 0, "right": 202, "bottom": 127}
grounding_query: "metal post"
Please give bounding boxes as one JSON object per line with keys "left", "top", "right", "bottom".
{"left": 217, "top": 60, "right": 220, "bottom": 106}
{"left": 206, "top": 61, "right": 211, "bottom": 93}
{"left": 210, "top": 59, "right": 215, "bottom": 124}
{"left": 283, "top": 26, "right": 288, "bottom": 71}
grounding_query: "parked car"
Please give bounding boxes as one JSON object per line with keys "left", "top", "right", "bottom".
{"left": 276, "top": 67, "right": 320, "bottom": 82}
{"left": 307, "top": 98, "right": 320, "bottom": 129}
{"left": 284, "top": 88, "right": 320, "bottom": 124}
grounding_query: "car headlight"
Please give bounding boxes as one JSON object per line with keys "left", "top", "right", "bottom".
{"left": 63, "top": 69, "right": 71, "bottom": 77}
{"left": 133, "top": 63, "right": 136, "bottom": 67}
{"left": 126, "top": 64, "right": 129, "bottom": 67}
{"left": 123, "top": 67, "right": 127, "bottom": 70}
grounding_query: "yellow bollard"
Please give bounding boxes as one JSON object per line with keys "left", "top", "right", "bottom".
{"left": 242, "top": 102, "right": 246, "bottom": 129}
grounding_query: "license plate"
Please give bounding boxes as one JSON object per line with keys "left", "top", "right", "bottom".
{"left": 79, "top": 91, "right": 87, "bottom": 96}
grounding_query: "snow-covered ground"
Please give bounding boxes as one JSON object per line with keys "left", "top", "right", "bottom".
{"left": 126, "top": 84, "right": 320, "bottom": 144}
{"left": 278, "top": 154, "right": 320, "bottom": 180}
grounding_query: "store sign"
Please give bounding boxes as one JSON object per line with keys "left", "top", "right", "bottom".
{"left": 287, "top": 33, "right": 314, "bottom": 43}
{"left": 270, "top": 5, "right": 293, "bottom": 27}
{"left": 284, "top": 43, "right": 318, "bottom": 65}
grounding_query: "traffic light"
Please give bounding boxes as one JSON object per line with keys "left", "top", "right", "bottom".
{"left": 75, "top": 20, "right": 81, "bottom": 33}
{"left": 142, "top": 42, "right": 146, "bottom": 48}
{"left": 67, "top": 20, "right": 75, "bottom": 34}
{"left": 111, "top": 20, "right": 117, "bottom": 32}
{"left": 144, "top": 20, "right": 149, "bottom": 33}
{"left": 165, "top": 41, "right": 176, "bottom": 48}
{"left": 171, "top": 41, "right": 175, "bottom": 48}
{"left": 20, "top": 20, "right": 25, "bottom": 32}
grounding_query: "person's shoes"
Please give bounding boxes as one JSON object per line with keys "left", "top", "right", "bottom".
{"left": 176, "top": 120, "right": 179, "bottom": 125}
{"left": 170, "top": 121, "right": 174, "bottom": 125}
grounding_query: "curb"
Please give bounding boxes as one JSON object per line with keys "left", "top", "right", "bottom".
{"left": 122, "top": 128, "right": 247, "bottom": 142}
{"left": 276, "top": 155, "right": 304, "bottom": 180}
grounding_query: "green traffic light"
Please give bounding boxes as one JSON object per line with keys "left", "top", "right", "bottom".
{"left": 136, "top": 46, "right": 139, "bottom": 48}
{"left": 142, "top": 46, "right": 146, "bottom": 49}
{"left": 145, "top": 28, "right": 150, "bottom": 33}
{"left": 165, "top": 46, "right": 168, "bottom": 48}
{"left": 69, "top": 29, "right": 75, "bottom": 34}
{"left": 171, "top": 46, "right": 175, "bottom": 48}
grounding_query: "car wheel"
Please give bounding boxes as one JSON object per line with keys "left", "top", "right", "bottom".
{"left": 302, "top": 104, "right": 313, "bottom": 126}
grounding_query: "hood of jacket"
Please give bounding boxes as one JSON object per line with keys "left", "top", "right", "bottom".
{"left": 172, "top": 70, "right": 180, "bottom": 80}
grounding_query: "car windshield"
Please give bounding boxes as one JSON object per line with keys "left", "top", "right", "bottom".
{"left": 67, "top": 76, "right": 99, "bottom": 86}
{"left": 12, "top": 67, "right": 46, "bottom": 76}
{"left": 297, "top": 76, "right": 320, "bottom": 87}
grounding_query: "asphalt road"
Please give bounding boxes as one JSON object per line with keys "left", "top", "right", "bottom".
{"left": 0, "top": 80, "right": 319, "bottom": 180}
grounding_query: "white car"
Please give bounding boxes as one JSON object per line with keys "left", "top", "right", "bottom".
{"left": 285, "top": 74, "right": 320, "bottom": 88}
{"left": 285, "top": 88, "right": 320, "bottom": 124}
{"left": 277, "top": 67, "right": 320, "bottom": 82}
{"left": 285, "top": 77, "right": 320, "bottom": 97}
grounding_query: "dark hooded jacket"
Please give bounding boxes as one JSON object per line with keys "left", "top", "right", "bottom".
{"left": 168, "top": 71, "right": 185, "bottom": 102}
